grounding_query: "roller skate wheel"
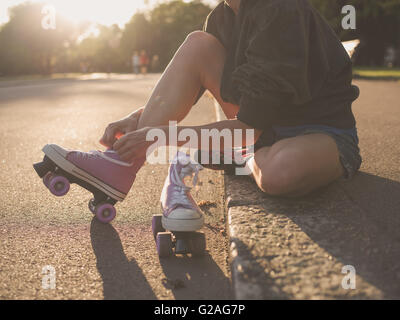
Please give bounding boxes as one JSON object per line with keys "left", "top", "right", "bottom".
{"left": 156, "top": 232, "right": 173, "bottom": 258}
{"left": 48, "top": 175, "right": 70, "bottom": 197}
{"left": 190, "top": 232, "right": 206, "bottom": 257}
{"left": 42, "top": 172, "right": 53, "bottom": 188}
{"left": 152, "top": 215, "right": 165, "bottom": 240}
{"left": 95, "top": 203, "right": 116, "bottom": 223}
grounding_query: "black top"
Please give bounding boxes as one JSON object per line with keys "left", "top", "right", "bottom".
{"left": 203, "top": 0, "right": 359, "bottom": 130}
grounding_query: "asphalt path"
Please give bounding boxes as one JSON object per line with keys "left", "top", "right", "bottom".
{"left": 0, "top": 74, "right": 232, "bottom": 299}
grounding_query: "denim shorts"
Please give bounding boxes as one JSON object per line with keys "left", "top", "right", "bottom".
{"left": 255, "top": 124, "right": 362, "bottom": 179}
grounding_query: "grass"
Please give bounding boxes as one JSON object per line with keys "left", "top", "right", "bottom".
{"left": 353, "top": 67, "right": 400, "bottom": 80}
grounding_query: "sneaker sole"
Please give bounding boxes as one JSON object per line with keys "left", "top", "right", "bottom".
{"left": 162, "top": 215, "right": 204, "bottom": 232}
{"left": 43, "top": 144, "right": 126, "bottom": 201}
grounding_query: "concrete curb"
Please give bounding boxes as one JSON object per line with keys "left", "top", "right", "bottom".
{"left": 213, "top": 96, "right": 396, "bottom": 299}
{"left": 224, "top": 174, "right": 282, "bottom": 299}
{"left": 223, "top": 173, "right": 392, "bottom": 299}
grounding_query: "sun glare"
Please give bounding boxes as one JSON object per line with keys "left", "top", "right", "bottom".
{"left": 2, "top": 0, "right": 155, "bottom": 26}
{"left": 55, "top": 0, "right": 150, "bottom": 26}
{"left": 1, "top": 0, "right": 218, "bottom": 27}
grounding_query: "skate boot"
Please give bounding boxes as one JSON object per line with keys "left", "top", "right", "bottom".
{"left": 33, "top": 144, "right": 145, "bottom": 223}
{"left": 160, "top": 151, "right": 204, "bottom": 231}
{"left": 151, "top": 152, "right": 206, "bottom": 257}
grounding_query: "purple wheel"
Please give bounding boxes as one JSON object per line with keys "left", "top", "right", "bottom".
{"left": 42, "top": 172, "right": 53, "bottom": 188}
{"left": 95, "top": 203, "right": 116, "bottom": 223}
{"left": 156, "top": 232, "right": 173, "bottom": 258}
{"left": 48, "top": 175, "right": 70, "bottom": 197}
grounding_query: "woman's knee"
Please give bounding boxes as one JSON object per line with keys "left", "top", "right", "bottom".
{"left": 183, "top": 31, "right": 225, "bottom": 61}
{"left": 185, "top": 31, "right": 222, "bottom": 47}
{"left": 180, "top": 31, "right": 226, "bottom": 90}
{"left": 256, "top": 149, "right": 305, "bottom": 196}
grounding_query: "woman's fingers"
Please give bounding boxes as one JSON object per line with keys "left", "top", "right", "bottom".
{"left": 100, "top": 124, "right": 117, "bottom": 146}
{"left": 113, "top": 126, "right": 150, "bottom": 161}
{"left": 119, "top": 149, "right": 136, "bottom": 162}
{"left": 119, "top": 143, "right": 148, "bottom": 162}
{"left": 101, "top": 108, "right": 144, "bottom": 147}
{"left": 115, "top": 139, "right": 145, "bottom": 155}
{"left": 116, "top": 141, "right": 141, "bottom": 162}
{"left": 115, "top": 142, "right": 135, "bottom": 157}
{"left": 112, "top": 133, "right": 127, "bottom": 151}
{"left": 114, "top": 137, "right": 150, "bottom": 162}
{"left": 101, "top": 123, "right": 128, "bottom": 148}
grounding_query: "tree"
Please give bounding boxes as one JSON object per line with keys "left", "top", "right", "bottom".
{"left": 309, "top": 0, "right": 400, "bottom": 66}
{"left": 0, "top": 2, "right": 78, "bottom": 75}
{"left": 120, "top": 13, "right": 152, "bottom": 61}
{"left": 120, "top": 0, "right": 211, "bottom": 70}
{"left": 77, "top": 24, "right": 124, "bottom": 73}
{"left": 0, "top": 0, "right": 213, "bottom": 75}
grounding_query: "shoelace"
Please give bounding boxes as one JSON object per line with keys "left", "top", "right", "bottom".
{"left": 76, "top": 150, "right": 101, "bottom": 160}
{"left": 168, "top": 161, "right": 203, "bottom": 209}
{"left": 75, "top": 150, "right": 133, "bottom": 167}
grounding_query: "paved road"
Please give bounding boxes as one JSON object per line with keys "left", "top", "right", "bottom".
{"left": 0, "top": 74, "right": 232, "bottom": 299}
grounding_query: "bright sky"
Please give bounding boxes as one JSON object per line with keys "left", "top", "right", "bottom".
{"left": 0, "top": 0, "right": 218, "bottom": 27}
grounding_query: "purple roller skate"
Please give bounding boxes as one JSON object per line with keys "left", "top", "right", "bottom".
{"left": 33, "top": 144, "right": 145, "bottom": 223}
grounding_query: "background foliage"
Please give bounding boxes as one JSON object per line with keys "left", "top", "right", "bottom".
{"left": 309, "top": 0, "right": 400, "bottom": 66}
{"left": 0, "top": 0, "right": 399, "bottom": 76}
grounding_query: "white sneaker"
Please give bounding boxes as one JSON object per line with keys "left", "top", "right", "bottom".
{"left": 160, "top": 152, "right": 204, "bottom": 232}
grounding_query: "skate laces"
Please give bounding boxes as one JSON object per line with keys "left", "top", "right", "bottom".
{"left": 75, "top": 150, "right": 133, "bottom": 167}
{"left": 169, "top": 158, "right": 203, "bottom": 209}
{"left": 76, "top": 150, "right": 101, "bottom": 160}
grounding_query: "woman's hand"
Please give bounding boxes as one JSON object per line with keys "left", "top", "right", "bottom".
{"left": 100, "top": 107, "right": 144, "bottom": 148}
{"left": 113, "top": 127, "right": 153, "bottom": 162}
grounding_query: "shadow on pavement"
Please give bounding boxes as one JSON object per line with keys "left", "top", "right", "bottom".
{"left": 289, "top": 172, "right": 400, "bottom": 298}
{"left": 158, "top": 251, "right": 233, "bottom": 300}
{"left": 90, "top": 218, "right": 157, "bottom": 300}
{"left": 340, "top": 172, "right": 400, "bottom": 234}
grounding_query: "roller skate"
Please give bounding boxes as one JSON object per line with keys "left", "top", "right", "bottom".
{"left": 152, "top": 152, "right": 206, "bottom": 258}
{"left": 33, "top": 144, "right": 144, "bottom": 223}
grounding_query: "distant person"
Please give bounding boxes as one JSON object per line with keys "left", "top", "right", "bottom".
{"left": 132, "top": 51, "right": 140, "bottom": 74}
{"left": 151, "top": 54, "right": 160, "bottom": 73}
{"left": 384, "top": 47, "right": 396, "bottom": 68}
{"left": 139, "top": 50, "right": 150, "bottom": 75}
{"left": 80, "top": 61, "right": 88, "bottom": 73}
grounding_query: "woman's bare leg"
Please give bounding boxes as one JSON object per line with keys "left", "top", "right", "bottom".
{"left": 135, "top": 31, "right": 343, "bottom": 198}
{"left": 137, "top": 31, "right": 238, "bottom": 129}
{"left": 248, "top": 134, "right": 344, "bottom": 197}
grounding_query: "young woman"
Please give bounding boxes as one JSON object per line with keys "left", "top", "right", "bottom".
{"left": 103, "top": 0, "right": 361, "bottom": 195}
{"left": 42, "top": 0, "right": 361, "bottom": 230}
